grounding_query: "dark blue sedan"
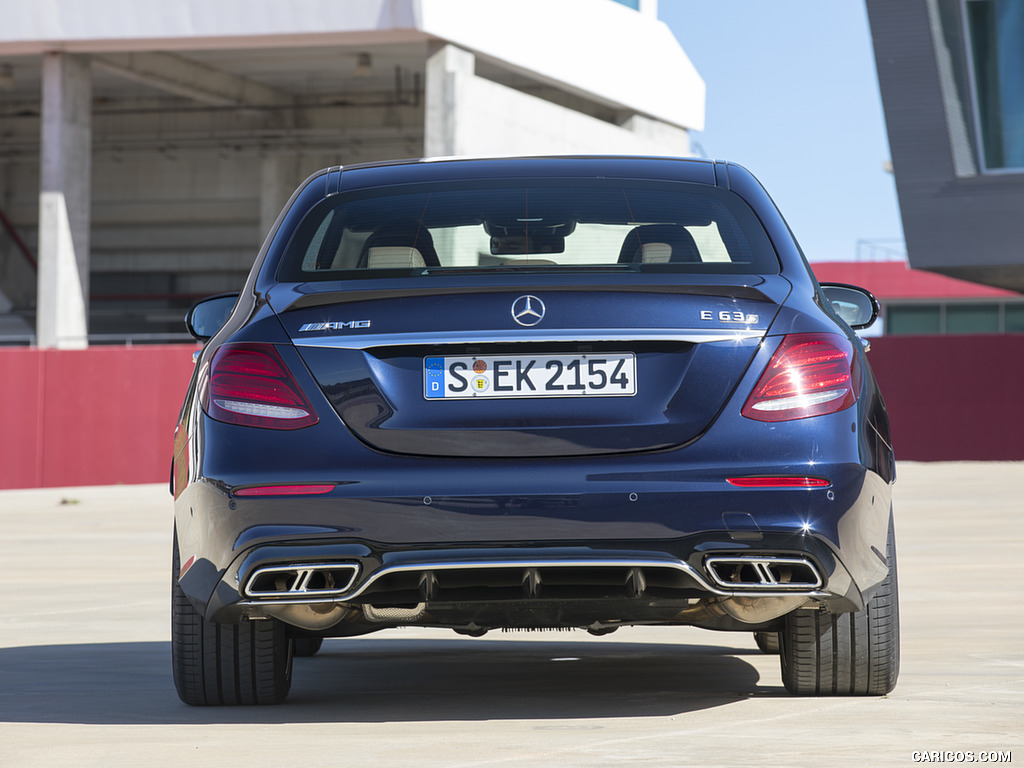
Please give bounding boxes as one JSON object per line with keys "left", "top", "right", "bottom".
{"left": 171, "top": 155, "right": 898, "bottom": 705}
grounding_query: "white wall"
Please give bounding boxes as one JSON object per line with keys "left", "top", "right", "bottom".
{"left": 458, "top": 76, "right": 690, "bottom": 157}
{"left": 420, "top": 0, "right": 703, "bottom": 131}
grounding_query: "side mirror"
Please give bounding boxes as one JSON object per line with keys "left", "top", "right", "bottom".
{"left": 819, "top": 283, "right": 879, "bottom": 330}
{"left": 185, "top": 293, "right": 238, "bottom": 341}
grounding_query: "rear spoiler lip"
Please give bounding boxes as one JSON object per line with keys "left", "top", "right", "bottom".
{"left": 277, "top": 280, "right": 776, "bottom": 313}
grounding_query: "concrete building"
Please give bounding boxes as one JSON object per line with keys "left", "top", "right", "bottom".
{"left": 865, "top": 0, "right": 1024, "bottom": 294}
{"left": 0, "top": 0, "right": 704, "bottom": 347}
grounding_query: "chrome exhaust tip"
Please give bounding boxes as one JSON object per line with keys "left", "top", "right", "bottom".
{"left": 704, "top": 556, "right": 822, "bottom": 590}
{"left": 244, "top": 563, "right": 359, "bottom": 599}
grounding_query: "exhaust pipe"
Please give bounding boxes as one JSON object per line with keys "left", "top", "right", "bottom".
{"left": 264, "top": 603, "right": 352, "bottom": 630}
{"left": 704, "top": 556, "right": 822, "bottom": 590}
{"left": 244, "top": 563, "right": 359, "bottom": 598}
{"left": 715, "top": 595, "right": 810, "bottom": 624}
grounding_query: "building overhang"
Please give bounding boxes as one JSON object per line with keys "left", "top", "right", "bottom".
{"left": 0, "top": 0, "right": 705, "bottom": 131}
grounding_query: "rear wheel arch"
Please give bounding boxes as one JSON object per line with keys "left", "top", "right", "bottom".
{"left": 172, "top": 526, "right": 293, "bottom": 706}
{"left": 779, "top": 509, "right": 899, "bottom": 695}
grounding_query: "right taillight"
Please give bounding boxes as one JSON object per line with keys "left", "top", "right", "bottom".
{"left": 200, "top": 343, "right": 318, "bottom": 429}
{"left": 741, "top": 332, "right": 859, "bottom": 422}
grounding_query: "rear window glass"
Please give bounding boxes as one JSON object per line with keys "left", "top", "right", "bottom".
{"left": 275, "top": 179, "right": 778, "bottom": 281}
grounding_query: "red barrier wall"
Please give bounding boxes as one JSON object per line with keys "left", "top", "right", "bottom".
{"left": 0, "top": 335, "right": 1020, "bottom": 490}
{"left": 0, "top": 345, "right": 199, "bottom": 490}
{"left": 866, "top": 334, "right": 1024, "bottom": 462}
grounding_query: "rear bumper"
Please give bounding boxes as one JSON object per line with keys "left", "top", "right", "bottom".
{"left": 174, "top": 458, "right": 891, "bottom": 629}
{"left": 208, "top": 539, "right": 847, "bottom": 634}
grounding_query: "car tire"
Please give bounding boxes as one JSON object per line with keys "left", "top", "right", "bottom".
{"left": 779, "top": 510, "right": 900, "bottom": 696}
{"left": 754, "top": 631, "right": 780, "bottom": 654}
{"left": 171, "top": 527, "right": 293, "bottom": 705}
{"left": 293, "top": 637, "right": 324, "bottom": 657}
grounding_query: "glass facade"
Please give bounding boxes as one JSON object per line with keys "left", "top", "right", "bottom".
{"left": 945, "top": 303, "right": 1000, "bottom": 332}
{"left": 965, "top": 0, "right": 1024, "bottom": 170}
{"left": 886, "top": 300, "right": 1024, "bottom": 334}
{"left": 888, "top": 305, "right": 942, "bottom": 335}
{"left": 1006, "top": 305, "right": 1024, "bottom": 332}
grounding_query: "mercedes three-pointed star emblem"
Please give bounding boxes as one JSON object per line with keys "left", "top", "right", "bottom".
{"left": 511, "top": 295, "right": 546, "bottom": 327}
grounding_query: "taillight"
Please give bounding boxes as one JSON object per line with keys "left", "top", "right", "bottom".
{"left": 727, "top": 476, "right": 831, "bottom": 488}
{"left": 201, "top": 343, "right": 318, "bottom": 429}
{"left": 741, "top": 333, "right": 859, "bottom": 422}
{"left": 234, "top": 484, "right": 335, "bottom": 496}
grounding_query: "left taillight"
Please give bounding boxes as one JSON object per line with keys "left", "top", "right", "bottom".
{"left": 741, "top": 332, "right": 859, "bottom": 422}
{"left": 200, "top": 343, "right": 319, "bottom": 430}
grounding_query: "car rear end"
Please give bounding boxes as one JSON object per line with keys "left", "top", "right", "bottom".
{"left": 171, "top": 156, "right": 897, "bottom": 703}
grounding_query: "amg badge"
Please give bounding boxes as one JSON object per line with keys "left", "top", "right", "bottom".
{"left": 298, "top": 320, "right": 371, "bottom": 332}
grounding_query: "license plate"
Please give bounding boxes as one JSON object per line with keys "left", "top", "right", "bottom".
{"left": 424, "top": 354, "right": 636, "bottom": 399}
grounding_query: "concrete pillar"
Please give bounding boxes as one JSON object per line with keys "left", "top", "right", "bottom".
{"left": 259, "top": 153, "right": 301, "bottom": 243}
{"left": 424, "top": 44, "right": 475, "bottom": 158}
{"left": 37, "top": 52, "right": 92, "bottom": 349}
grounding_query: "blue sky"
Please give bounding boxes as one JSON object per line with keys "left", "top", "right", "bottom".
{"left": 659, "top": 1, "right": 904, "bottom": 263}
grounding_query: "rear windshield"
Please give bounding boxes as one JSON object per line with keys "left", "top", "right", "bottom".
{"left": 276, "top": 179, "right": 778, "bottom": 281}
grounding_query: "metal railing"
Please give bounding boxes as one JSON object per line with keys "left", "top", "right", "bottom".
{"left": 1, "top": 331, "right": 197, "bottom": 347}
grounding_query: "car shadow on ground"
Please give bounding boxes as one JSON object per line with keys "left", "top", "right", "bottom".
{"left": 0, "top": 637, "right": 785, "bottom": 725}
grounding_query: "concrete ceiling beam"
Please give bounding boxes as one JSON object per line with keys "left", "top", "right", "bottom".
{"left": 92, "top": 51, "right": 293, "bottom": 108}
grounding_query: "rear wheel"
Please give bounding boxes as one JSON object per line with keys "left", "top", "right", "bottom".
{"left": 780, "top": 512, "right": 900, "bottom": 695}
{"left": 754, "top": 631, "right": 780, "bottom": 654}
{"left": 171, "top": 528, "right": 293, "bottom": 705}
{"left": 293, "top": 637, "right": 324, "bottom": 657}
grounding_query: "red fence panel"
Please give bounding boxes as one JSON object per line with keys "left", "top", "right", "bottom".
{"left": 0, "top": 348, "right": 44, "bottom": 488}
{"left": 0, "top": 335, "right": 1021, "bottom": 490}
{"left": 0, "top": 345, "right": 199, "bottom": 490}
{"left": 867, "top": 334, "right": 1024, "bottom": 462}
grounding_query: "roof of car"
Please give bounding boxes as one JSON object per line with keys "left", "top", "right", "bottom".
{"left": 331, "top": 155, "right": 723, "bottom": 191}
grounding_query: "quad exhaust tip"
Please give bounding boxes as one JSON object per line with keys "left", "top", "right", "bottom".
{"left": 704, "top": 556, "right": 822, "bottom": 590}
{"left": 244, "top": 563, "right": 359, "bottom": 598}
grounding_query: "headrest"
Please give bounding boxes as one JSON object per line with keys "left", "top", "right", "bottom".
{"left": 358, "top": 222, "right": 440, "bottom": 267}
{"left": 366, "top": 246, "right": 426, "bottom": 269}
{"left": 617, "top": 224, "right": 702, "bottom": 264}
{"left": 638, "top": 243, "right": 673, "bottom": 264}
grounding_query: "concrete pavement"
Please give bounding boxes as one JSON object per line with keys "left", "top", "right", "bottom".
{"left": 1, "top": 462, "right": 1021, "bottom": 767}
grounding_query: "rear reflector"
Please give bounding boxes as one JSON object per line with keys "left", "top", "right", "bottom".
{"left": 727, "top": 477, "right": 830, "bottom": 488}
{"left": 201, "top": 343, "right": 318, "bottom": 429}
{"left": 235, "top": 484, "right": 336, "bottom": 497}
{"left": 741, "top": 333, "right": 859, "bottom": 422}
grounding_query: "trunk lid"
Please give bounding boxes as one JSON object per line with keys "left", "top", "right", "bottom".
{"left": 272, "top": 276, "right": 787, "bottom": 457}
